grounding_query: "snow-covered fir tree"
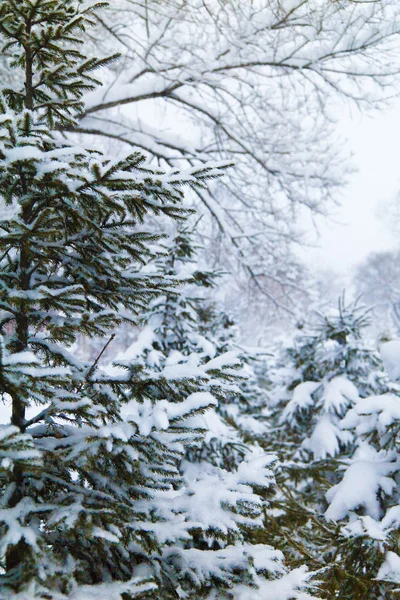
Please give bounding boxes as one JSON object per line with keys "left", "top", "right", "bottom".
{"left": 260, "top": 297, "right": 396, "bottom": 598}
{"left": 0, "top": 2, "right": 316, "bottom": 598}
{"left": 323, "top": 339, "right": 400, "bottom": 598}
{"left": 129, "top": 225, "right": 247, "bottom": 472}
{"left": 268, "top": 297, "right": 388, "bottom": 460}
{"left": 129, "top": 224, "right": 271, "bottom": 472}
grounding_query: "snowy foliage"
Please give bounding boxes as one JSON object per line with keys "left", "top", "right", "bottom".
{"left": 2, "top": 1, "right": 400, "bottom": 599}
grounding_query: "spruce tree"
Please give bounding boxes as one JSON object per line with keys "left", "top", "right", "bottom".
{"left": 266, "top": 298, "right": 387, "bottom": 461}
{"left": 105, "top": 224, "right": 318, "bottom": 599}
{"left": 0, "top": 2, "right": 316, "bottom": 598}
{"left": 146, "top": 225, "right": 273, "bottom": 462}
{"left": 260, "top": 298, "right": 395, "bottom": 598}
{"left": 323, "top": 339, "right": 400, "bottom": 598}
{"left": 133, "top": 224, "right": 268, "bottom": 471}
{"left": 131, "top": 224, "right": 246, "bottom": 471}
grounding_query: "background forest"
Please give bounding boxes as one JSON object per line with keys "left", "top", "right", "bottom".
{"left": 1, "top": 0, "right": 400, "bottom": 599}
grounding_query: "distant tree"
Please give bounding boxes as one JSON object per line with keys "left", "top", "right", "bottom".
{"left": 354, "top": 250, "right": 400, "bottom": 335}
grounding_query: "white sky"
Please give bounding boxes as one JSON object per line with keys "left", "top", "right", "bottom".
{"left": 300, "top": 99, "right": 400, "bottom": 279}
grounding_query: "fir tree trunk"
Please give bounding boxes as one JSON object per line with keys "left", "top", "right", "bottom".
{"left": 7, "top": 206, "right": 31, "bottom": 579}
{"left": 6, "top": 18, "right": 34, "bottom": 581}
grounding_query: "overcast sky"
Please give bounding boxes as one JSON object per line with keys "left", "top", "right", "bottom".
{"left": 300, "top": 99, "right": 400, "bottom": 279}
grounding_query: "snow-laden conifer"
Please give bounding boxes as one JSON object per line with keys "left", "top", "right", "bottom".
{"left": 110, "top": 224, "right": 315, "bottom": 598}
{"left": 323, "top": 339, "right": 400, "bottom": 598}
{"left": 139, "top": 224, "right": 271, "bottom": 467}
{"left": 260, "top": 298, "right": 395, "bottom": 598}
{"left": 0, "top": 2, "right": 316, "bottom": 598}
{"left": 270, "top": 298, "right": 387, "bottom": 461}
